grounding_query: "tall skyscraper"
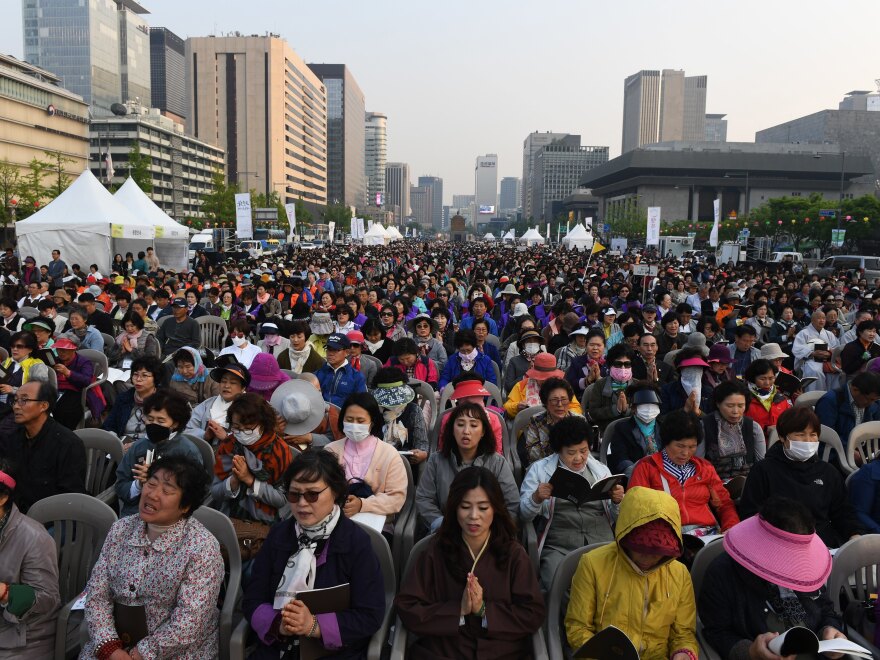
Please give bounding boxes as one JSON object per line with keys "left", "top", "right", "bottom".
{"left": 187, "top": 35, "right": 327, "bottom": 205}
{"left": 622, "top": 69, "right": 707, "bottom": 152}
{"left": 705, "top": 113, "right": 728, "bottom": 142}
{"left": 410, "top": 185, "right": 432, "bottom": 228}
{"left": 150, "top": 27, "right": 186, "bottom": 122}
{"left": 23, "top": 0, "right": 152, "bottom": 114}
{"left": 522, "top": 132, "right": 569, "bottom": 219}
{"left": 365, "top": 112, "right": 387, "bottom": 208}
{"left": 307, "top": 64, "right": 366, "bottom": 209}
{"left": 417, "top": 176, "right": 443, "bottom": 230}
{"left": 530, "top": 136, "right": 609, "bottom": 222}
{"left": 474, "top": 154, "right": 498, "bottom": 224}
{"left": 499, "top": 177, "right": 520, "bottom": 212}
{"left": 385, "top": 162, "right": 411, "bottom": 224}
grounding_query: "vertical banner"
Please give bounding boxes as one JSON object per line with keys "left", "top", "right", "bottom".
{"left": 235, "top": 193, "right": 253, "bottom": 239}
{"left": 328, "top": 221, "right": 336, "bottom": 244}
{"left": 646, "top": 206, "right": 661, "bottom": 245}
{"left": 584, "top": 216, "right": 593, "bottom": 231}
{"left": 284, "top": 203, "right": 296, "bottom": 242}
{"left": 546, "top": 223, "right": 550, "bottom": 240}
{"left": 709, "top": 198, "right": 720, "bottom": 247}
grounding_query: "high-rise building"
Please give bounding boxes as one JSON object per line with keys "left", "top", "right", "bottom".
{"left": 452, "top": 194, "right": 474, "bottom": 209}
{"left": 474, "top": 154, "right": 498, "bottom": 224}
{"left": 417, "top": 176, "right": 443, "bottom": 230}
{"left": 187, "top": 35, "right": 327, "bottom": 205}
{"left": 530, "top": 136, "right": 609, "bottom": 222}
{"left": 499, "top": 176, "right": 520, "bottom": 212}
{"left": 307, "top": 64, "right": 366, "bottom": 209}
{"left": 365, "top": 111, "right": 387, "bottom": 208}
{"left": 150, "top": 27, "right": 186, "bottom": 122}
{"left": 622, "top": 69, "right": 707, "bottom": 153}
{"left": 385, "top": 162, "right": 410, "bottom": 224}
{"left": 705, "top": 113, "right": 728, "bottom": 142}
{"left": 23, "top": 0, "right": 153, "bottom": 114}
{"left": 522, "top": 132, "right": 569, "bottom": 219}
{"left": 442, "top": 205, "right": 452, "bottom": 231}
{"left": 410, "top": 185, "right": 432, "bottom": 228}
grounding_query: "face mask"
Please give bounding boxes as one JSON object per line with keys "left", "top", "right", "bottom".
{"left": 236, "top": 336, "right": 249, "bottom": 348}
{"left": 635, "top": 404, "right": 660, "bottom": 423}
{"left": 523, "top": 343, "right": 541, "bottom": 356}
{"left": 365, "top": 339, "right": 383, "bottom": 352}
{"left": 344, "top": 422, "right": 372, "bottom": 443}
{"left": 145, "top": 423, "right": 174, "bottom": 444}
{"left": 235, "top": 427, "right": 262, "bottom": 446}
{"left": 610, "top": 366, "right": 632, "bottom": 382}
{"left": 459, "top": 348, "right": 478, "bottom": 361}
{"left": 784, "top": 440, "right": 819, "bottom": 462}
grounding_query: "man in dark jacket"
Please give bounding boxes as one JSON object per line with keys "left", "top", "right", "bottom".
{"left": 631, "top": 332, "right": 675, "bottom": 384}
{"left": 815, "top": 371, "right": 880, "bottom": 449}
{"left": 0, "top": 380, "right": 86, "bottom": 512}
{"left": 157, "top": 297, "right": 201, "bottom": 357}
{"left": 76, "top": 292, "right": 114, "bottom": 336}
{"left": 315, "top": 333, "right": 366, "bottom": 407}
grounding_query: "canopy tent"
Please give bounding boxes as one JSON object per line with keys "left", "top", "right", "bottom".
{"left": 562, "top": 223, "right": 594, "bottom": 252}
{"left": 483, "top": 233, "right": 497, "bottom": 242}
{"left": 519, "top": 228, "right": 545, "bottom": 246}
{"left": 114, "top": 178, "right": 189, "bottom": 272}
{"left": 16, "top": 170, "right": 153, "bottom": 275}
{"left": 363, "top": 224, "right": 388, "bottom": 246}
{"left": 386, "top": 225, "right": 404, "bottom": 241}
{"left": 501, "top": 229, "right": 516, "bottom": 243}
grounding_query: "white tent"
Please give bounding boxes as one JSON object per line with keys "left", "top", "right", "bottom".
{"left": 519, "top": 228, "right": 545, "bottom": 246}
{"left": 502, "top": 229, "right": 516, "bottom": 243}
{"left": 483, "top": 233, "right": 497, "bottom": 242}
{"left": 386, "top": 225, "right": 404, "bottom": 241}
{"left": 16, "top": 170, "right": 153, "bottom": 275}
{"left": 562, "top": 223, "right": 595, "bottom": 252}
{"left": 363, "top": 223, "right": 387, "bottom": 246}
{"left": 114, "top": 178, "right": 190, "bottom": 271}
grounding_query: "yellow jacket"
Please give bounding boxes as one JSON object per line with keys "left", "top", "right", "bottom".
{"left": 503, "top": 378, "right": 581, "bottom": 419}
{"left": 565, "top": 486, "right": 698, "bottom": 660}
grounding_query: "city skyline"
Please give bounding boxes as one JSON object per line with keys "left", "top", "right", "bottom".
{"left": 6, "top": 0, "right": 880, "bottom": 204}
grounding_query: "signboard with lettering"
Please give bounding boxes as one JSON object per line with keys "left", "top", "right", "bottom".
{"left": 633, "top": 265, "right": 658, "bottom": 277}
{"left": 235, "top": 193, "right": 253, "bottom": 239}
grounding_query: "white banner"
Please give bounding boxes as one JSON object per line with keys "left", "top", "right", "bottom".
{"left": 546, "top": 223, "right": 550, "bottom": 240}
{"left": 585, "top": 216, "right": 593, "bottom": 229}
{"left": 710, "top": 198, "right": 720, "bottom": 247}
{"left": 646, "top": 206, "right": 661, "bottom": 245}
{"left": 328, "top": 221, "right": 336, "bottom": 244}
{"left": 235, "top": 193, "right": 253, "bottom": 240}
{"left": 284, "top": 203, "right": 296, "bottom": 242}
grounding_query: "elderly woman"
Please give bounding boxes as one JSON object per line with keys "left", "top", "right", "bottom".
{"left": 504, "top": 330, "right": 545, "bottom": 397}
{"left": 211, "top": 393, "right": 293, "bottom": 525}
{"left": 564, "top": 329, "right": 607, "bottom": 400}
{"left": 417, "top": 402, "right": 518, "bottom": 533}
{"left": 702, "top": 378, "right": 767, "bottom": 482}
{"left": 841, "top": 319, "right": 880, "bottom": 376}
{"left": 371, "top": 367, "right": 429, "bottom": 465}
{"left": 114, "top": 311, "right": 161, "bottom": 367}
{"left": 385, "top": 338, "right": 439, "bottom": 389}
{"left": 520, "top": 416, "right": 623, "bottom": 590}
{"left": 277, "top": 320, "right": 326, "bottom": 374}
{"left": 184, "top": 361, "right": 250, "bottom": 442}
{"left": 81, "top": 456, "right": 224, "bottom": 660}
{"left": 65, "top": 306, "right": 103, "bottom": 351}
{"left": 439, "top": 329, "right": 497, "bottom": 390}
{"left": 217, "top": 290, "right": 246, "bottom": 327}
{"left": 553, "top": 326, "right": 589, "bottom": 375}
{"left": 522, "top": 377, "right": 582, "bottom": 466}
{"left": 0, "top": 458, "right": 60, "bottom": 659}
{"left": 256, "top": 322, "right": 290, "bottom": 358}
{"left": 407, "top": 313, "right": 448, "bottom": 374}
{"left": 585, "top": 343, "right": 637, "bottom": 436}
{"left": 739, "top": 406, "right": 863, "bottom": 547}
{"left": 630, "top": 410, "right": 740, "bottom": 534}
{"left": 51, "top": 336, "right": 106, "bottom": 430}
{"left": 246, "top": 353, "right": 291, "bottom": 402}
{"left": 661, "top": 348, "right": 714, "bottom": 417}
{"left": 243, "top": 451, "right": 385, "bottom": 659}
{"left": 169, "top": 346, "right": 220, "bottom": 406}
{"left": 504, "top": 352, "right": 579, "bottom": 419}
{"left": 114, "top": 389, "right": 204, "bottom": 516}
{"left": 743, "top": 359, "right": 792, "bottom": 431}
{"left": 398, "top": 468, "right": 545, "bottom": 659}
{"left": 607, "top": 381, "right": 663, "bottom": 478}
{"left": 0, "top": 330, "right": 49, "bottom": 402}
{"left": 103, "top": 356, "right": 163, "bottom": 445}
{"left": 473, "top": 318, "right": 502, "bottom": 370}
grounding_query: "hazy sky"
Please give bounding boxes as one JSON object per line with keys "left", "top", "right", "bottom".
{"left": 4, "top": 0, "right": 879, "bottom": 204}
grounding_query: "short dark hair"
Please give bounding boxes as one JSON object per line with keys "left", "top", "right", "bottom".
{"left": 743, "top": 359, "right": 776, "bottom": 384}
{"left": 121, "top": 311, "right": 144, "bottom": 330}
{"left": 288, "top": 320, "right": 310, "bottom": 337}
{"left": 146, "top": 455, "right": 209, "bottom": 517}
{"left": 78, "top": 292, "right": 95, "bottom": 303}
{"left": 130, "top": 356, "right": 165, "bottom": 385}
{"left": 713, "top": 379, "right": 750, "bottom": 407}
{"left": 538, "top": 377, "right": 573, "bottom": 406}
{"left": 440, "top": 402, "right": 496, "bottom": 460}
{"left": 607, "top": 343, "right": 634, "bottom": 364}
{"left": 856, "top": 319, "right": 878, "bottom": 335}
{"left": 775, "top": 406, "right": 821, "bottom": 439}
{"left": 734, "top": 325, "right": 757, "bottom": 337}
{"left": 229, "top": 319, "right": 250, "bottom": 334}
{"left": 392, "top": 337, "right": 418, "bottom": 357}
{"left": 759, "top": 495, "right": 815, "bottom": 535}
{"left": 115, "top": 290, "right": 132, "bottom": 303}
{"left": 338, "top": 392, "right": 384, "bottom": 437}
{"left": 0, "top": 298, "right": 17, "bottom": 312}
{"left": 227, "top": 392, "right": 277, "bottom": 436}
{"left": 10, "top": 331, "right": 37, "bottom": 351}
{"left": 659, "top": 410, "right": 703, "bottom": 446}
{"left": 283, "top": 450, "right": 348, "bottom": 506}
{"left": 37, "top": 298, "right": 56, "bottom": 311}
{"left": 454, "top": 329, "right": 478, "bottom": 349}
{"left": 549, "top": 415, "right": 594, "bottom": 452}
{"left": 143, "top": 389, "right": 192, "bottom": 430}
{"left": 852, "top": 371, "right": 880, "bottom": 396}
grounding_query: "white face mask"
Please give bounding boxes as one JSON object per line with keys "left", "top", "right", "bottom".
{"left": 365, "top": 339, "right": 383, "bottom": 353}
{"left": 523, "top": 342, "right": 541, "bottom": 356}
{"left": 635, "top": 404, "right": 660, "bottom": 424}
{"left": 235, "top": 427, "right": 262, "bottom": 446}
{"left": 344, "top": 422, "right": 372, "bottom": 443}
{"left": 784, "top": 440, "right": 819, "bottom": 462}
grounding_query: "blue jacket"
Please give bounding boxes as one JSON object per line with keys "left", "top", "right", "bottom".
{"left": 458, "top": 314, "right": 499, "bottom": 336}
{"left": 815, "top": 387, "right": 880, "bottom": 448}
{"left": 243, "top": 515, "right": 385, "bottom": 660}
{"left": 848, "top": 461, "right": 880, "bottom": 534}
{"left": 102, "top": 388, "right": 137, "bottom": 437}
{"left": 316, "top": 361, "right": 367, "bottom": 408}
{"left": 438, "top": 352, "right": 497, "bottom": 390}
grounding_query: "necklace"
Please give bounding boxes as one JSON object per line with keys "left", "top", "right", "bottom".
{"left": 464, "top": 531, "right": 491, "bottom": 573}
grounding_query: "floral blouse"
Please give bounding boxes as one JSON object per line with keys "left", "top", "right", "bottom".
{"left": 80, "top": 514, "right": 224, "bottom": 659}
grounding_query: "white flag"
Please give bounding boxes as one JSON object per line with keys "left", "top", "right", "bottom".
{"left": 104, "top": 152, "right": 115, "bottom": 182}
{"left": 709, "top": 198, "right": 720, "bottom": 247}
{"left": 284, "top": 203, "right": 296, "bottom": 242}
{"left": 546, "top": 223, "right": 550, "bottom": 240}
{"left": 646, "top": 207, "right": 661, "bottom": 246}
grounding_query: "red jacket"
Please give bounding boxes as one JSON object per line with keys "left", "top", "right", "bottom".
{"left": 746, "top": 394, "right": 792, "bottom": 431}
{"left": 385, "top": 355, "right": 439, "bottom": 388}
{"left": 629, "top": 451, "right": 740, "bottom": 531}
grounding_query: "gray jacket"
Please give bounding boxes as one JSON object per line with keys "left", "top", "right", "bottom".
{"left": 184, "top": 395, "right": 221, "bottom": 440}
{"left": 0, "top": 505, "right": 60, "bottom": 657}
{"left": 415, "top": 451, "right": 519, "bottom": 530}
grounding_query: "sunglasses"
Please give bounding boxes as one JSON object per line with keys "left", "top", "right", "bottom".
{"left": 286, "top": 485, "right": 329, "bottom": 503}
{"left": 380, "top": 312, "right": 394, "bottom": 317}
{"left": 612, "top": 361, "right": 632, "bottom": 368}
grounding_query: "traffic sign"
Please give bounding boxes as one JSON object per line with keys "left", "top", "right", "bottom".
{"left": 819, "top": 209, "right": 837, "bottom": 217}
{"left": 603, "top": 223, "right": 610, "bottom": 233}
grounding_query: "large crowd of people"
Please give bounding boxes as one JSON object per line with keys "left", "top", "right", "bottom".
{"left": 1, "top": 239, "right": 880, "bottom": 658}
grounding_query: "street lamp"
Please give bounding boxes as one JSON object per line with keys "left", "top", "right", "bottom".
{"left": 812, "top": 152, "right": 846, "bottom": 230}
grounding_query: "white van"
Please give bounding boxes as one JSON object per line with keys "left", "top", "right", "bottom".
{"left": 769, "top": 252, "right": 804, "bottom": 264}
{"left": 187, "top": 232, "right": 214, "bottom": 261}
{"left": 239, "top": 240, "right": 263, "bottom": 257}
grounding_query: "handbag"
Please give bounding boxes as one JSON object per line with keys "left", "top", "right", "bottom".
{"left": 229, "top": 517, "right": 271, "bottom": 562}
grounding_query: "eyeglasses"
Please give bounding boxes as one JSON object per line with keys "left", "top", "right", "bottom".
{"left": 380, "top": 312, "right": 394, "bottom": 317}
{"left": 12, "top": 396, "right": 44, "bottom": 407}
{"left": 547, "top": 397, "right": 570, "bottom": 406}
{"left": 131, "top": 372, "right": 154, "bottom": 381}
{"left": 10, "top": 344, "right": 27, "bottom": 349}
{"left": 286, "top": 485, "right": 330, "bottom": 503}
{"left": 612, "top": 361, "right": 633, "bottom": 368}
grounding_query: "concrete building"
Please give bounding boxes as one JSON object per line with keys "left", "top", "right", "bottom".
{"left": 410, "top": 185, "right": 432, "bottom": 228}
{"left": 150, "top": 27, "right": 187, "bottom": 123}
{"left": 90, "top": 102, "right": 225, "bottom": 219}
{"left": 452, "top": 194, "right": 474, "bottom": 208}
{"left": 522, "top": 131, "right": 569, "bottom": 218}
{"left": 579, "top": 141, "right": 874, "bottom": 226}
{"left": 474, "top": 154, "right": 498, "bottom": 225}
{"left": 187, "top": 34, "right": 327, "bottom": 206}
{"left": 365, "top": 112, "right": 387, "bottom": 209}
{"left": 417, "top": 176, "right": 443, "bottom": 230}
{"left": 0, "top": 54, "right": 89, "bottom": 179}
{"left": 839, "top": 90, "right": 880, "bottom": 111}
{"left": 385, "top": 162, "right": 410, "bottom": 224}
{"left": 705, "top": 113, "right": 728, "bottom": 142}
{"left": 442, "top": 205, "right": 451, "bottom": 231}
{"left": 530, "top": 136, "right": 609, "bottom": 222}
{"left": 622, "top": 69, "right": 707, "bottom": 153}
{"left": 499, "top": 176, "right": 520, "bottom": 212}
{"left": 307, "top": 64, "right": 366, "bottom": 209}
{"left": 23, "top": 0, "right": 152, "bottom": 114}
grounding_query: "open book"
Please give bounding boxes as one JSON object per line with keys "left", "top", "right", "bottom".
{"left": 548, "top": 469, "right": 625, "bottom": 507}
{"left": 768, "top": 626, "right": 872, "bottom": 658}
{"left": 351, "top": 511, "right": 386, "bottom": 535}
{"left": 573, "top": 625, "right": 639, "bottom": 659}
{"left": 774, "top": 371, "right": 818, "bottom": 396}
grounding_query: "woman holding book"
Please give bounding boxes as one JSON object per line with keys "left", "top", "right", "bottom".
{"left": 840, "top": 319, "right": 880, "bottom": 377}
{"left": 243, "top": 450, "right": 385, "bottom": 660}
{"left": 519, "top": 415, "right": 622, "bottom": 590}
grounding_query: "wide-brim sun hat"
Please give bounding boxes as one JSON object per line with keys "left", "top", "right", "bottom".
{"left": 452, "top": 380, "right": 490, "bottom": 399}
{"left": 270, "top": 380, "right": 326, "bottom": 436}
{"left": 525, "top": 353, "right": 564, "bottom": 381}
{"left": 760, "top": 343, "right": 788, "bottom": 361}
{"left": 723, "top": 514, "right": 832, "bottom": 592}
{"left": 372, "top": 380, "right": 415, "bottom": 408}
{"left": 210, "top": 362, "right": 251, "bottom": 387}
{"left": 678, "top": 356, "right": 710, "bottom": 369}
{"left": 310, "top": 312, "right": 334, "bottom": 335}
{"left": 406, "top": 314, "right": 438, "bottom": 334}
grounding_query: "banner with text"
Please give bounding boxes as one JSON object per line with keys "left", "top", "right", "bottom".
{"left": 284, "top": 203, "right": 296, "bottom": 242}
{"left": 646, "top": 207, "right": 661, "bottom": 245}
{"left": 328, "top": 221, "right": 336, "bottom": 244}
{"left": 710, "top": 198, "right": 720, "bottom": 247}
{"left": 235, "top": 193, "right": 253, "bottom": 240}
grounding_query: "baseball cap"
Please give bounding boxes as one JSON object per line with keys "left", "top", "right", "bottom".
{"left": 171, "top": 297, "right": 188, "bottom": 308}
{"left": 326, "top": 333, "right": 351, "bottom": 350}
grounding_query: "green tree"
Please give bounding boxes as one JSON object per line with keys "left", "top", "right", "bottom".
{"left": 127, "top": 143, "right": 153, "bottom": 194}
{"left": 42, "top": 150, "right": 75, "bottom": 200}
{"left": 323, "top": 203, "right": 352, "bottom": 233}
{"left": 0, "top": 160, "right": 20, "bottom": 229}
{"left": 15, "top": 157, "right": 50, "bottom": 220}
{"left": 200, "top": 169, "right": 239, "bottom": 223}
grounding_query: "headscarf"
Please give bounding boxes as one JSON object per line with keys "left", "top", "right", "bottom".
{"left": 171, "top": 347, "right": 207, "bottom": 385}
{"left": 214, "top": 429, "right": 292, "bottom": 518}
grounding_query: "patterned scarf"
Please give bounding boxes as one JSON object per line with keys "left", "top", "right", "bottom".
{"left": 214, "top": 431, "right": 292, "bottom": 518}
{"left": 662, "top": 449, "right": 696, "bottom": 485}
